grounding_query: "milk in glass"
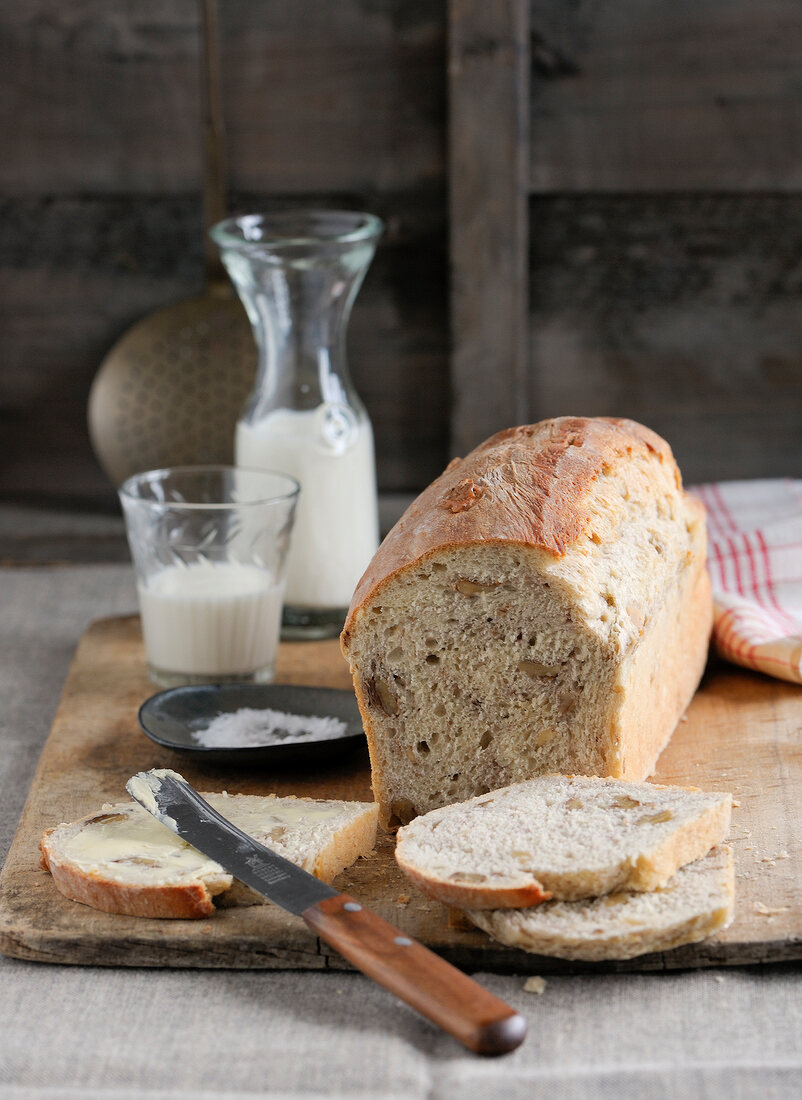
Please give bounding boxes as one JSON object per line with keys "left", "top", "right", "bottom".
{"left": 138, "top": 560, "right": 283, "bottom": 677}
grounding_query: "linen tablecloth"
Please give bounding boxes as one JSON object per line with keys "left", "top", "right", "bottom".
{"left": 1, "top": 562, "right": 800, "bottom": 1099}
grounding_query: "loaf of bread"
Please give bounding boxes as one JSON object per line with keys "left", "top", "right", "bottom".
{"left": 395, "top": 775, "right": 731, "bottom": 909}
{"left": 40, "top": 794, "right": 378, "bottom": 918}
{"left": 467, "top": 846, "right": 735, "bottom": 961}
{"left": 341, "top": 417, "right": 713, "bottom": 826}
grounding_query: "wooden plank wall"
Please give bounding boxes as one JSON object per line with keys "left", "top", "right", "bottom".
{"left": 528, "top": 0, "right": 802, "bottom": 193}
{"left": 525, "top": 0, "right": 800, "bottom": 481}
{"left": 451, "top": 0, "right": 802, "bottom": 482}
{"left": 525, "top": 0, "right": 802, "bottom": 483}
{"left": 0, "top": 1, "right": 449, "bottom": 508}
{"left": 2, "top": 0, "right": 801, "bottom": 513}
{"left": 448, "top": 0, "right": 530, "bottom": 452}
{"left": 528, "top": 194, "right": 802, "bottom": 481}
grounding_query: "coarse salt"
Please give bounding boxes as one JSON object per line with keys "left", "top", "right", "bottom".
{"left": 191, "top": 706, "right": 347, "bottom": 748}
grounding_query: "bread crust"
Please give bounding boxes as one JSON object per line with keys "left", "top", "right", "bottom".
{"left": 395, "top": 862, "right": 553, "bottom": 910}
{"left": 41, "top": 835, "right": 221, "bottom": 918}
{"left": 342, "top": 417, "right": 675, "bottom": 646}
{"left": 611, "top": 561, "right": 713, "bottom": 781}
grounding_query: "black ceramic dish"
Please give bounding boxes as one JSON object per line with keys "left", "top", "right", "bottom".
{"left": 138, "top": 683, "right": 365, "bottom": 767}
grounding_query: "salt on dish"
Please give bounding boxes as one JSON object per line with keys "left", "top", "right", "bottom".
{"left": 191, "top": 706, "right": 348, "bottom": 749}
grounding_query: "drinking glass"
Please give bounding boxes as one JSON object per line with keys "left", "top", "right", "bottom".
{"left": 119, "top": 465, "right": 299, "bottom": 686}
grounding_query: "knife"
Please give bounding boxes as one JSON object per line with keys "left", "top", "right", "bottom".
{"left": 126, "top": 768, "right": 527, "bottom": 1056}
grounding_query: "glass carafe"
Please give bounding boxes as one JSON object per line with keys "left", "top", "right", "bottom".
{"left": 210, "top": 210, "right": 383, "bottom": 638}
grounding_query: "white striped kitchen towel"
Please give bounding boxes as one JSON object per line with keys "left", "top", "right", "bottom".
{"left": 691, "top": 479, "right": 802, "bottom": 684}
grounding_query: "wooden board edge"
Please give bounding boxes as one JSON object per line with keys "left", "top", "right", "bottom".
{"left": 4, "top": 855, "right": 800, "bottom": 973}
{"left": 0, "top": 615, "right": 119, "bottom": 880}
{"left": 0, "top": 921, "right": 328, "bottom": 971}
{"left": 3, "top": 904, "right": 800, "bottom": 972}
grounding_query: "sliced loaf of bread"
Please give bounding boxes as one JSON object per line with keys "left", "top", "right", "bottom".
{"left": 41, "top": 793, "right": 378, "bottom": 918}
{"left": 467, "top": 846, "right": 735, "bottom": 960}
{"left": 341, "top": 418, "right": 713, "bottom": 827}
{"left": 395, "top": 775, "right": 731, "bottom": 908}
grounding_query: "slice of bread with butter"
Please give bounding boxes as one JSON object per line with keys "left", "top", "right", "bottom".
{"left": 40, "top": 793, "right": 378, "bottom": 918}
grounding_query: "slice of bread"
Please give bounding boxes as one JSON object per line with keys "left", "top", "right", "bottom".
{"left": 395, "top": 775, "right": 731, "bottom": 909}
{"left": 40, "top": 793, "right": 378, "bottom": 919}
{"left": 467, "top": 846, "right": 735, "bottom": 960}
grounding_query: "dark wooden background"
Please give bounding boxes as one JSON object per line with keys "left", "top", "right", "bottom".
{"left": 524, "top": 0, "right": 802, "bottom": 483}
{"left": 2, "top": 0, "right": 801, "bottom": 516}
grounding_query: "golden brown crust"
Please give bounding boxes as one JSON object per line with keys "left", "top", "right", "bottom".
{"left": 39, "top": 830, "right": 54, "bottom": 872}
{"left": 39, "top": 808, "right": 231, "bottom": 919}
{"left": 40, "top": 799, "right": 379, "bottom": 920}
{"left": 342, "top": 417, "right": 677, "bottom": 648}
{"left": 42, "top": 856, "right": 219, "bottom": 918}
{"left": 395, "top": 859, "right": 553, "bottom": 910}
{"left": 613, "top": 560, "right": 713, "bottom": 782}
{"left": 340, "top": 417, "right": 708, "bottom": 826}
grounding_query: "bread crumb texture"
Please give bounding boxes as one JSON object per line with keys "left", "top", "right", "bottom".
{"left": 40, "top": 795, "right": 378, "bottom": 918}
{"left": 395, "top": 775, "right": 731, "bottom": 908}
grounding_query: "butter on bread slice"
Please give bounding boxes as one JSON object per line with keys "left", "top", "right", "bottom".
{"left": 40, "top": 793, "right": 378, "bottom": 918}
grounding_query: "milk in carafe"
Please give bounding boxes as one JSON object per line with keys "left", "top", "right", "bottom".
{"left": 236, "top": 406, "right": 378, "bottom": 610}
{"left": 211, "top": 209, "right": 385, "bottom": 635}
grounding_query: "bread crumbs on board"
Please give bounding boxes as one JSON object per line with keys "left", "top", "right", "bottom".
{"left": 754, "top": 902, "right": 790, "bottom": 917}
{"left": 523, "top": 976, "right": 547, "bottom": 995}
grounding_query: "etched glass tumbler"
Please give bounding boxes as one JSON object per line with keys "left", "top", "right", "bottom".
{"left": 119, "top": 465, "right": 299, "bottom": 686}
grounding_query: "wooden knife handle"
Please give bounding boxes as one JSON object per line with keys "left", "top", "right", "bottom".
{"left": 302, "top": 893, "right": 527, "bottom": 1056}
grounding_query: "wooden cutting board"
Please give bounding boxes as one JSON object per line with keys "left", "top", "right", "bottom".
{"left": 0, "top": 614, "right": 800, "bottom": 973}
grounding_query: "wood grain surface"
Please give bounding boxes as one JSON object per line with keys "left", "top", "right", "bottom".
{"left": 0, "top": 615, "right": 800, "bottom": 972}
{"left": 448, "top": 0, "right": 530, "bottom": 457}
{"left": 529, "top": 0, "right": 802, "bottom": 193}
{"left": 0, "top": 0, "right": 449, "bottom": 507}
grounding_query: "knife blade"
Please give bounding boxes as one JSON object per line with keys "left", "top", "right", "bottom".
{"left": 127, "top": 767, "right": 337, "bottom": 915}
{"left": 126, "top": 769, "right": 527, "bottom": 1056}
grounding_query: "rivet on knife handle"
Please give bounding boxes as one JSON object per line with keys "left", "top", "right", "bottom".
{"left": 302, "top": 893, "right": 527, "bottom": 1056}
